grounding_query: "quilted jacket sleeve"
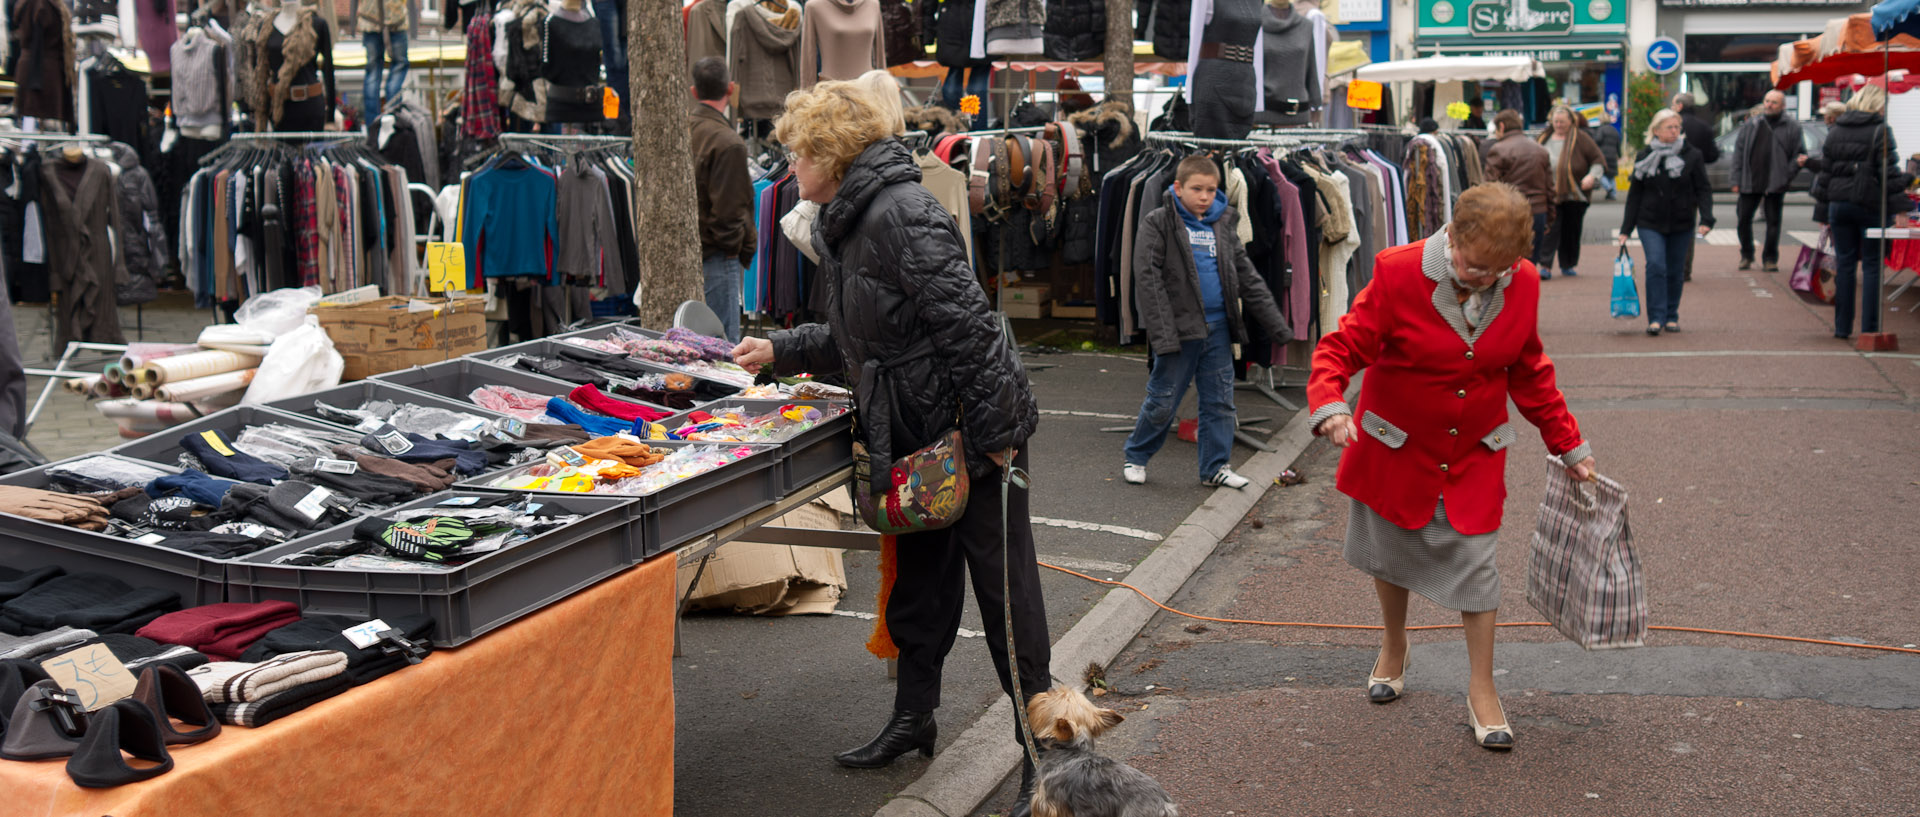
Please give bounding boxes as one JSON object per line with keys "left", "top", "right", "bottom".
{"left": 770, "top": 323, "right": 845, "bottom": 377}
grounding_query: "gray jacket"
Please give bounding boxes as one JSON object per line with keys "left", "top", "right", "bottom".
{"left": 1731, "top": 113, "right": 1804, "bottom": 194}
{"left": 554, "top": 163, "right": 629, "bottom": 292}
{"left": 1132, "top": 203, "right": 1290, "bottom": 357}
{"left": 1254, "top": 3, "right": 1320, "bottom": 126}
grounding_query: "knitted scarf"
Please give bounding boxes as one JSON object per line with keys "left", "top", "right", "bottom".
{"left": 1632, "top": 135, "right": 1686, "bottom": 181}
{"left": 267, "top": 8, "right": 319, "bottom": 125}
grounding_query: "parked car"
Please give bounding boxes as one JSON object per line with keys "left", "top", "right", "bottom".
{"left": 1704, "top": 120, "right": 1829, "bottom": 192}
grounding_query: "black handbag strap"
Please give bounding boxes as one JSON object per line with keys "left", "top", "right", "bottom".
{"left": 855, "top": 338, "right": 947, "bottom": 493}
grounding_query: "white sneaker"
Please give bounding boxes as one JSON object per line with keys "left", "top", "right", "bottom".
{"left": 1122, "top": 464, "right": 1147, "bottom": 484}
{"left": 1203, "top": 466, "right": 1251, "bottom": 490}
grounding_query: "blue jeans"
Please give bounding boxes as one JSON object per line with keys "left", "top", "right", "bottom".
{"left": 702, "top": 253, "right": 743, "bottom": 342}
{"left": 594, "top": 0, "right": 628, "bottom": 117}
{"left": 362, "top": 31, "right": 409, "bottom": 118}
{"left": 1123, "top": 321, "right": 1236, "bottom": 479}
{"left": 1828, "top": 201, "right": 1885, "bottom": 337}
{"left": 1639, "top": 228, "right": 1691, "bottom": 325}
{"left": 1530, "top": 211, "right": 1551, "bottom": 273}
{"left": 939, "top": 66, "right": 993, "bottom": 129}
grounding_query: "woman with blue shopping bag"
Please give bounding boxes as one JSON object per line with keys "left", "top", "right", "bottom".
{"left": 1611, "top": 248, "right": 1640, "bottom": 319}
{"left": 1615, "top": 110, "right": 1714, "bottom": 336}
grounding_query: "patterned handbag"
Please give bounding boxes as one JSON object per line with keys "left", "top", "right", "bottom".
{"left": 1526, "top": 458, "right": 1647, "bottom": 650}
{"left": 851, "top": 428, "right": 969, "bottom": 535}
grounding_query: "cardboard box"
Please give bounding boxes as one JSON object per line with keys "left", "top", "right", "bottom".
{"left": 676, "top": 500, "right": 850, "bottom": 616}
{"left": 1052, "top": 301, "right": 1095, "bottom": 320}
{"left": 312, "top": 296, "right": 490, "bottom": 381}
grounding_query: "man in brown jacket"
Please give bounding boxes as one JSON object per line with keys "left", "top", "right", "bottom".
{"left": 1483, "top": 109, "right": 1554, "bottom": 278}
{"left": 690, "top": 57, "right": 757, "bottom": 341}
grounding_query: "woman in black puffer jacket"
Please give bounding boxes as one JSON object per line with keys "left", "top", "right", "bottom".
{"left": 733, "top": 79, "right": 1052, "bottom": 817}
{"left": 1812, "top": 85, "right": 1911, "bottom": 340}
{"left": 1616, "top": 108, "right": 1714, "bottom": 335}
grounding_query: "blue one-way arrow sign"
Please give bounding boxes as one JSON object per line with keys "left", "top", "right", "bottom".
{"left": 1646, "top": 37, "right": 1681, "bottom": 75}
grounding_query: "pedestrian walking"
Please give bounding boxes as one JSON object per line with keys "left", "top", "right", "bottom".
{"left": 1615, "top": 110, "right": 1714, "bottom": 336}
{"left": 1592, "top": 113, "right": 1622, "bottom": 201}
{"left": 689, "top": 57, "right": 756, "bottom": 342}
{"left": 1536, "top": 106, "right": 1606, "bottom": 278}
{"left": 1730, "top": 90, "right": 1807, "bottom": 272}
{"left": 729, "top": 79, "right": 1053, "bottom": 817}
{"left": 1673, "top": 93, "right": 1721, "bottom": 282}
{"left": 1307, "top": 183, "right": 1598, "bottom": 751}
{"left": 1120, "top": 155, "right": 1292, "bottom": 489}
{"left": 1800, "top": 101, "right": 1850, "bottom": 226}
{"left": 1812, "top": 85, "right": 1910, "bottom": 340}
{"left": 1483, "top": 109, "right": 1555, "bottom": 279}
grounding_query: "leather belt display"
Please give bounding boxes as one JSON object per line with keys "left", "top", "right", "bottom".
{"left": 1198, "top": 42, "right": 1255, "bottom": 63}
{"left": 968, "top": 136, "right": 994, "bottom": 218}
{"left": 1026, "top": 137, "right": 1055, "bottom": 213}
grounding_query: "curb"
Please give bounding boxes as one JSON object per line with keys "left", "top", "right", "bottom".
{"left": 870, "top": 407, "right": 1320, "bottom": 817}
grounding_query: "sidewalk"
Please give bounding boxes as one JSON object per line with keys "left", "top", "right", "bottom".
{"left": 971, "top": 244, "right": 1920, "bottom": 816}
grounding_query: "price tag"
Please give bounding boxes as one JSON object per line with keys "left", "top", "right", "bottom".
{"left": 1346, "top": 79, "right": 1383, "bottom": 112}
{"left": 438, "top": 496, "right": 482, "bottom": 506}
{"left": 317, "top": 458, "right": 361, "bottom": 475}
{"left": 40, "top": 644, "right": 136, "bottom": 711}
{"left": 550, "top": 446, "right": 588, "bottom": 468}
{"left": 293, "top": 486, "right": 337, "bottom": 523}
{"left": 341, "top": 619, "right": 393, "bottom": 649}
{"left": 425, "top": 242, "right": 468, "bottom": 293}
{"left": 133, "top": 532, "right": 167, "bottom": 545}
{"left": 371, "top": 425, "right": 415, "bottom": 455}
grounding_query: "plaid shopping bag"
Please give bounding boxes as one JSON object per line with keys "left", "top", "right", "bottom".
{"left": 1610, "top": 247, "right": 1641, "bottom": 319}
{"left": 1526, "top": 458, "right": 1647, "bottom": 650}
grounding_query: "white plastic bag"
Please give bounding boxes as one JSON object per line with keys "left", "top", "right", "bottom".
{"left": 232, "top": 286, "right": 324, "bottom": 336}
{"left": 241, "top": 317, "right": 344, "bottom": 404}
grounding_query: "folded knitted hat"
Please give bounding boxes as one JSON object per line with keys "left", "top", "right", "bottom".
{"left": 188, "top": 649, "right": 349, "bottom": 703}
{"left": 0, "top": 565, "right": 63, "bottom": 604}
{"left": 568, "top": 383, "right": 670, "bottom": 423}
{"left": 335, "top": 449, "right": 459, "bottom": 492}
{"left": 541, "top": 398, "right": 634, "bottom": 437}
{"left": 358, "top": 429, "right": 490, "bottom": 475}
{"left": 0, "top": 574, "right": 182, "bottom": 635}
{"left": 145, "top": 469, "right": 241, "bottom": 507}
{"left": 84, "top": 633, "right": 209, "bottom": 675}
{"left": 179, "top": 429, "right": 289, "bottom": 484}
{"left": 209, "top": 672, "right": 353, "bottom": 727}
{"left": 240, "top": 614, "right": 434, "bottom": 685}
{"left": 0, "top": 626, "right": 98, "bottom": 660}
{"left": 137, "top": 602, "right": 302, "bottom": 661}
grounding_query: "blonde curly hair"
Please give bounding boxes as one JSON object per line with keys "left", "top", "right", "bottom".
{"left": 775, "top": 77, "right": 903, "bottom": 182}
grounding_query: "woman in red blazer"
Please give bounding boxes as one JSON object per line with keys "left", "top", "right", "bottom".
{"left": 1307, "top": 183, "right": 1597, "bottom": 751}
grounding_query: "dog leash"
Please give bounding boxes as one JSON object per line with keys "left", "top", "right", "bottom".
{"left": 999, "top": 453, "right": 1045, "bottom": 770}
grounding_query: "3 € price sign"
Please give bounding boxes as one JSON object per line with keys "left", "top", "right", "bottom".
{"left": 1346, "top": 80, "right": 1384, "bottom": 112}
{"left": 40, "top": 644, "right": 137, "bottom": 711}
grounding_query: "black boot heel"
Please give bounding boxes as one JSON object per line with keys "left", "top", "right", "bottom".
{"left": 835, "top": 710, "right": 937, "bottom": 769}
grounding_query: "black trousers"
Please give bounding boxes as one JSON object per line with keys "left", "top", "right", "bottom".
{"left": 1736, "top": 191, "right": 1786, "bottom": 263}
{"left": 890, "top": 448, "right": 1052, "bottom": 719}
{"left": 1540, "top": 200, "right": 1590, "bottom": 272}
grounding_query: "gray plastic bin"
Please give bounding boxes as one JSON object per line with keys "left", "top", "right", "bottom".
{"left": 225, "top": 491, "right": 643, "bottom": 647}
{"left": 490, "top": 333, "right": 748, "bottom": 397}
{"left": 0, "top": 455, "right": 227, "bottom": 605}
{"left": 660, "top": 400, "right": 854, "bottom": 497}
{"left": 458, "top": 441, "right": 780, "bottom": 558}
{"left": 551, "top": 323, "right": 663, "bottom": 343}
{"left": 371, "top": 358, "right": 576, "bottom": 407}
{"left": 106, "top": 405, "right": 353, "bottom": 469}
{"left": 263, "top": 380, "right": 514, "bottom": 431}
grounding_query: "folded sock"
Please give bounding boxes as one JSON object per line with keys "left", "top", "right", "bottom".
{"left": 1, "top": 574, "right": 182, "bottom": 635}
{"left": 0, "top": 566, "right": 63, "bottom": 604}
{"left": 81, "top": 633, "right": 209, "bottom": 674}
{"left": 358, "top": 430, "right": 490, "bottom": 475}
{"left": 138, "top": 602, "right": 302, "bottom": 661}
{"left": 188, "top": 650, "right": 349, "bottom": 703}
{"left": 541, "top": 398, "right": 633, "bottom": 437}
{"left": 240, "top": 614, "right": 434, "bottom": 685}
{"left": 146, "top": 469, "right": 242, "bottom": 507}
{"left": 179, "top": 429, "right": 290, "bottom": 484}
{"left": 209, "top": 673, "right": 352, "bottom": 727}
{"left": 568, "top": 383, "right": 670, "bottom": 422}
{"left": 0, "top": 626, "right": 99, "bottom": 659}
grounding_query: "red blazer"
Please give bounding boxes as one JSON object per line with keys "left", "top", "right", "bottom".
{"left": 1307, "top": 236, "right": 1587, "bottom": 535}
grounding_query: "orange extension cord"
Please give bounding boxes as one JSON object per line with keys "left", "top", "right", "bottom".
{"left": 1038, "top": 563, "right": 1920, "bottom": 656}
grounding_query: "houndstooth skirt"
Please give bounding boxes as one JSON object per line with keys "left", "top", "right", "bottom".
{"left": 1345, "top": 497, "right": 1501, "bottom": 613}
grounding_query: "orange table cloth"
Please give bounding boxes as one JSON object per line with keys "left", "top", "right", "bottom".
{"left": 1, "top": 554, "right": 677, "bottom": 817}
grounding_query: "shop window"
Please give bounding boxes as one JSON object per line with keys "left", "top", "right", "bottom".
{"left": 1683, "top": 33, "right": 1809, "bottom": 65}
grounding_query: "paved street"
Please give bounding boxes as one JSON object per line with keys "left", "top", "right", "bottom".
{"left": 973, "top": 242, "right": 1920, "bottom": 817}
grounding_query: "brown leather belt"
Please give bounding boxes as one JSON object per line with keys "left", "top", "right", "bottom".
{"left": 284, "top": 81, "right": 326, "bottom": 102}
{"left": 968, "top": 137, "right": 993, "bottom": 217}
{"left": 1198, "top": 43, "right": 1255, "bottom": 63}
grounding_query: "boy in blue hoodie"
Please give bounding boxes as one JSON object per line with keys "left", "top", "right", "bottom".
{"left": 1123, "top": 155, "right": 1292, "bottom": 488}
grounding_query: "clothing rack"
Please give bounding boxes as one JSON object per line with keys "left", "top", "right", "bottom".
{"left": 198, "top": 130, "right": 370, "bottom": 166}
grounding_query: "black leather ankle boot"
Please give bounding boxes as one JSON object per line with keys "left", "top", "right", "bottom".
{"left": 1009, "top": 753, "right": 1038, "bottom": 817}
{"left": 834, "top": 710, "right": 936, "bottom": 769}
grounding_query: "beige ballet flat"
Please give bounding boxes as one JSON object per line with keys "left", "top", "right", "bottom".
{"left": 1467, "top": 698, "right": 1514, "bottom": 750}
{"left": 1366, "top": 644, "right": 1411, "bottom": 704}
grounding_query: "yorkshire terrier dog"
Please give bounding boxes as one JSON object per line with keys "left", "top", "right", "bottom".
{"left": 1025, "top": 685, "right": 1179, "bottom": 817}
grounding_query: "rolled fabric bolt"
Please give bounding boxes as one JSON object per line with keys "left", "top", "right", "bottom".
{"left": 132, "top": 382, "right": 158, "bottom": 399}
{"left": 94, "top": 380, "right": 131, "bottom": 399}
{"left": 66, "top": 374, "right": 102, "bottom": 394}
{"left": 94, "top": 397, "right": 212, "bottom": 426}
{"left": 119, "top": 343, "right": 203, "bottom": 372}
{"left": 132, "top": 367, "right": 158, "bottom": 385}
{"left": 102, "top": 364, "right": 126, "bottom": 385}
{"left": 156, "top": 369, "right": 257, "bottom": 403}
{"left": 143, "top": 350, "right": 255, "bottom": 384}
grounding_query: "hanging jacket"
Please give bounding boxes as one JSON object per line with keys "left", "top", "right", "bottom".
{"left": 922, "top": 0, "right": 989, "bottom": 68}
{"left": 985, "top": 0, "right": 1046, "bottom": 54}
{"left": 1042, "top": 0, "right": 1102, "bottom": 61}
{"left": 879, "top": 0, "right": 921, "bottom": 66}
{"left": 109, "top": 144, "right": 164, "bottom": 306}
{"left": 769, "top": 138, "right": 1037, "bottom": 476}
{"left": 1134, "top": 0, "right": 1190, "bottom": 60}
{"left": 1813, "top": 111, "right": 1913, "bottom": 220}
{"left": 730, "top": 3, "right": 802, "bottom": 119}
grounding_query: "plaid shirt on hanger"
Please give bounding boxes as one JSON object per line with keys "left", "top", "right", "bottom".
{"left": 464, "top": 13, "right": 502, "bottom": 141}
{"left": 294, "top": 159, "right": 322, "bottom": 287}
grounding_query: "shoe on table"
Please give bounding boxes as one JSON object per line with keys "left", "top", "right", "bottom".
{"left": 1203, "top": 466, "right": 1251, "bottom": 489}
{"left": 1122, "top": 464, "right": 1146, "bottom": 485}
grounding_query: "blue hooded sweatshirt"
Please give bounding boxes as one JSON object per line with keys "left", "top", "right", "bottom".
{"left": 1172, "top": 185, "right": 1230, "bottom": 324}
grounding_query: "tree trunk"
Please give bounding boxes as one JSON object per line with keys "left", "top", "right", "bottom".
{"left": 1103, "top": 0, "right": 1134, "bottom": 107}
{"left": 628, "top": 0, "right": 703, "bottom": 329}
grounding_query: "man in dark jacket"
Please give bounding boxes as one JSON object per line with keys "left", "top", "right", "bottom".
{"left": 1672, "top": 93, "right": 1719, "bottom": 280}
{"left": 1730, "top": 90, "right": 1806, "bottom": 271}
{"left": 689, "top": 57, "right": 756, "bottom": 342}
{"left": 1592, "top": 114, "right": 1623, "bottom": 200}
{"left": 1484, "top": 109, "right": 1555, "bottom": 278}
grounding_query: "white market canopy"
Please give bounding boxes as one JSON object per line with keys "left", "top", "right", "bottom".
{"left": 1352, "top": 56, "right": 1546, "bottom": 84}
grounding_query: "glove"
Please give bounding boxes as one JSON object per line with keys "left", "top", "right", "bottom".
{"left": 0, "top": 486, "right": 111, "bottom": 530}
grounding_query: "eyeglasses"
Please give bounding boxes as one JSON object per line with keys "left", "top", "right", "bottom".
{"left": 1460, "top": 263, "right": 1516, "bottom": 281}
